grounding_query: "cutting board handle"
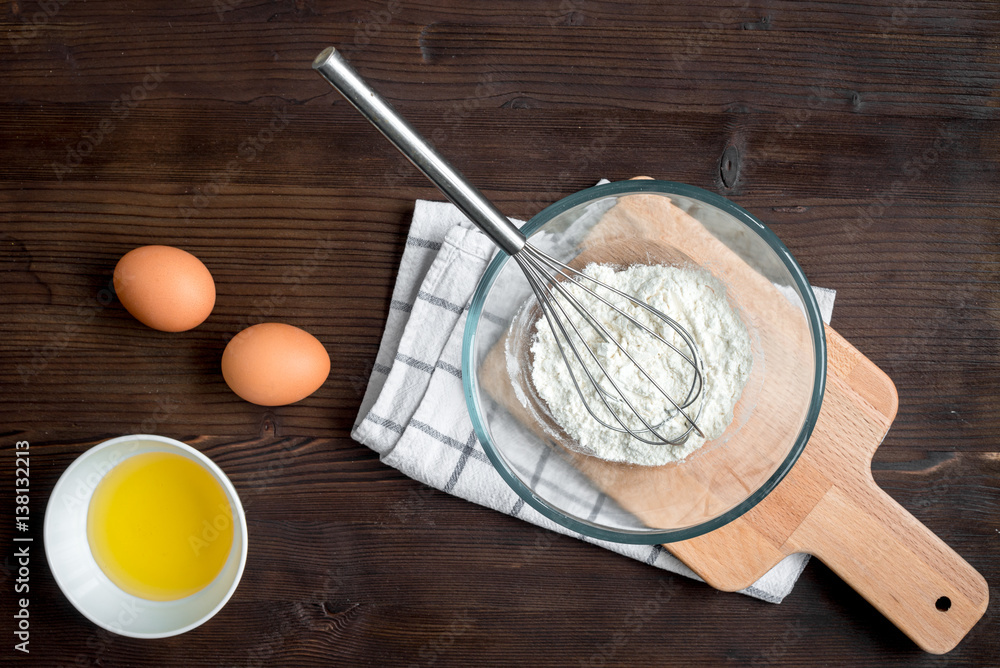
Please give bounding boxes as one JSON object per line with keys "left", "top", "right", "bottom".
{"left": 789, "top": 479, "right": 989, "bottom": 654}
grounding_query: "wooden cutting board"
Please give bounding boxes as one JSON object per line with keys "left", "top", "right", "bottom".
{"left": 480, "top": 179, "right": 988, "bottom": 654}
{"left": 667, "top": 324, "right": 988, "bottom": 655}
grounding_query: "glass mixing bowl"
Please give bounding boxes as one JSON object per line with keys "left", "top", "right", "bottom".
{"left": 462, "top": 180, "right": 827, "bottom": 543}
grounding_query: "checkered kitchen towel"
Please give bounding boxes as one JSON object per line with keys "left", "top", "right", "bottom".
{"left": 352, "top": 197, "right": 836, "bottom": 603}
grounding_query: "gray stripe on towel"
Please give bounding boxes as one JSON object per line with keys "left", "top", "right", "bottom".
{"left": 390, "top": 299, "right": 413, "bottom": 313}
{"left": 443, "top": 431, "right": 478, "bottom": 494}
{"left": 365, "top": 413, "right": 406, "bottom": 435}
{"left": 410, "top": 419, "right": 490, "bottom": 464}
{"left": 645, "top": 545, "right": 663, "bottom": 565}
{"left": 436, "top": 360, "right": 462, "bottom": 379}
{"left": 586, "top": 494, "right": 607, "bottom": 522}
{"left": 529, "top": 447, "right": 551, "bottom": 488}
{"left": 406, "top": 236, "right": 442, "bottom": 250}
{"left": 743, "top": 585, "right": 779, "bottom": 604}
{"left": 511, "top": 498, "right": 525, "bottom": 517}
{"left": 481, "top": 310, "right": 506, "bottom": 326}
{"left": 395, "top": 353, "right": 435, "bottom": 374}
{"left": 417, "top": 290, "right": 464, "bottom": 314}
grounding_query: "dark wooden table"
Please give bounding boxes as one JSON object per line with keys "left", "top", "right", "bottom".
{"left": 2, "top": 1, "right": 998, "bottom": 665}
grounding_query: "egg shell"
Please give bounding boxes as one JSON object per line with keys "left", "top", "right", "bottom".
{"left": 114, "top": 245, "right": 216, "bottom": 332}
{"left": 221, "top": 323, "right": 330, "bottom": 406}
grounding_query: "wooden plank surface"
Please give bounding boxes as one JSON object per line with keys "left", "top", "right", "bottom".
{"left": 1, "top": 0, "right": 998, "bottom": 665}
{"left": 4, "top": 25, "right": 999, "bottom": 118}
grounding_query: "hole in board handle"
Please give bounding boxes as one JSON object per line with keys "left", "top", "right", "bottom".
{"left": 935, "top": 596, "right": 951, "bottom": 612}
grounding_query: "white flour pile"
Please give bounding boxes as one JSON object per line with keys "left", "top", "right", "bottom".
{"left": 529, "top": 263, "right": 752, "bottom": 466}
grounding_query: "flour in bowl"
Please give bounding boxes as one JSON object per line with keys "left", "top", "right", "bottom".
{"left": 529, "top": 262, "right": 752, "bottom": 466}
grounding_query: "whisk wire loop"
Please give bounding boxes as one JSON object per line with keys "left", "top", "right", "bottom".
{"left": 531, "top": 250, "right": 705, "bottom": 383}
{"left": 518, "top": 253, "right": 682, "bottom": 445}
{"left": 530, "top": 257, "right": 699, "bottom": 439}
{"left": 517, "top": 244, "right": 707, "bottom": 446}
{"left": 518, "top": 257, "right": 643, "bottom": 436}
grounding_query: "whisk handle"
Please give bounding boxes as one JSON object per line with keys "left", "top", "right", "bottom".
{"left": 312, "top": 47, "right": 526, "bottom": 256}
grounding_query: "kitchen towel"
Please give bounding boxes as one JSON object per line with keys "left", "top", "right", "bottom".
{"left": 352, "top": 197, "right": 836, "bottom": 603}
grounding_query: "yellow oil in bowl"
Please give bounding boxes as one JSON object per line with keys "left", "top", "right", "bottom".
{"left": 86, "top": 451, "right": 234, "bottom": 601}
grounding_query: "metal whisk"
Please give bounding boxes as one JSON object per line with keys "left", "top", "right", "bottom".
{"left": 313, "top": 47, "right": 706, "bottom": 445}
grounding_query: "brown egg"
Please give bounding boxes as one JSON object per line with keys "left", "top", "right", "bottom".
{"left": 113, "top": 245, "right": 216, "bottom": 332}
{"left": 221, "top": 323, "right": 330, "bottom": 406}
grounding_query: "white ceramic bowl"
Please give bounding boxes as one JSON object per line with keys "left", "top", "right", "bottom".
{"left": 44, "top": 434, "right": 248, "bottom": 638}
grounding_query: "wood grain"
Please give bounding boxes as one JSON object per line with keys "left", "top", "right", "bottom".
{"left": 5, "top": 0, "right": 1000, "bottom": 34}
{"left": 1, "top": 0, "right": 998, "bottom": 665}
